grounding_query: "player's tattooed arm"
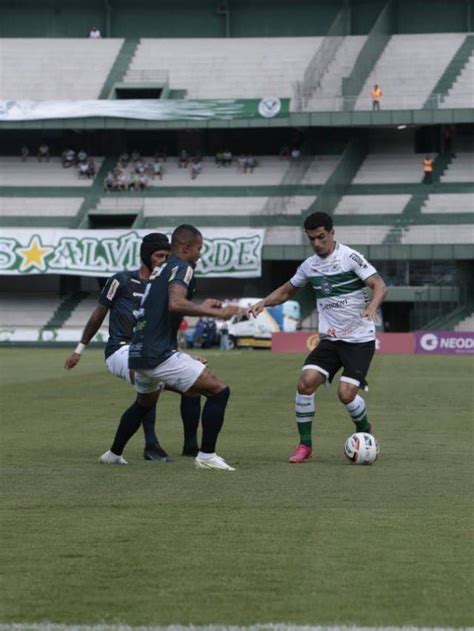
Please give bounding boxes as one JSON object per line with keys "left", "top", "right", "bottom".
{"left": 64, "top": 304, "right": 109, "bottom": 369}
{"left": 248, "top": 281, "right": 299, "bottom": 318}
{"left": 361, "top": 274, "right": 388, "bottom": 321}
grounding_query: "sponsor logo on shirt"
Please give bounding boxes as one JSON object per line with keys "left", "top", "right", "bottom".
{"left": 106, "top": 278, "right": 120, "bottom": 300}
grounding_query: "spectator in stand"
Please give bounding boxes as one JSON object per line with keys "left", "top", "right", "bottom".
{"left": 178, "top": 149, "right": 189, "bottom": 168}
{"left": 77, "top": 149, "right": 88, "bottom": 163}
{"left": 244, "top": 154, "right": 256, "bottom": 173}
{"left": 104, "top": 172, "right": 115, "bottom": 192}
{"left": 135, "top": 160, "right": 146, "bottom": 175}
{"left": 131, "top": 149, "right": 141, "bottom": 163}
{"left": 371, "top": 84, "right": 382, "bottom": 111}
{"left": 117, "top": 170, "right": 128, "bottom": 191}
{"left": 89, "top": 27, "right": 101, "bottom": 38}
{"left": 215, "top": 151, "right": 224, "bottom": 167}
{"left": 423, "top": 156, "right": 434, "bottom": 184}
{"left": 238, "top": 154, "right": 246, "bottom": 172}
{"left": 152, "top": 159, "right": 163, "bottom": 180}
{"left": 190, "top": 158, "right": 202, "bottom": 180}
{"left": 38, "top": 143, "right": 50, "bottom": 162}
{"left": 222, "top": 150, "right": 233, "bottom": 167}
{"left": 20, "top": 145, "right": 29, "bottom": 162}
{"left": 87, "top": 158, "right": 96, "bottom": 178}
{"left": 78, "top": 161, "right": 90, "bottom": 179}
{"left": 138, "top": 173, "right": 149, "bottom": 190}
{"left": 62, "top": 148, "right": 76, "bottom": 168}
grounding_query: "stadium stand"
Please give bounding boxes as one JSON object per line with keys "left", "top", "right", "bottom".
{"left": 352, "top": 153, "right": 426, "bottom": 183}
{"left": 439, "top": 51, "right": 474, "bottom": 108}
{"left": 0, "top": 197, "right": 83, "bottom": 216}
{"left": 455, "top": 313, "right": 474, "bottom": 331}
{"left": 334, "top": 194, "right": 411, "bottom": 215}
{"left": 355, "top": 34, "right": 467, "bottom": 110}
{"left": 61, "top": 295, "right": 109, "bottom": 332}
{"left": 0, "top": 39, "right": 123, "bottom": 99}
{"left": 0, "top": 293, "right": 63, "bottom": 327}
{"left": 0, "top": 157, "right": 104, "bottom": 187}
{"left": 440, "top": 153, "right": 474, "bottom": 182}
{"left": 125, "top": 37, "right": 321, "bottom": 102}
{"left": 401, "top": 224, "right": 474, "bottom": 244}
{"left": 303, "top": 36, "right": 366, "bottom": 111}
{"left": 421, "top": 193, "right": 474, "bottom": 214}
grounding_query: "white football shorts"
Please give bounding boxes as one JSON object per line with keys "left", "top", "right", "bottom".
{"left": 134, "top": 351, "right": 206, "bottom": 394}
{"left": 105, "top": 344, "right": 164, "bottom": 393}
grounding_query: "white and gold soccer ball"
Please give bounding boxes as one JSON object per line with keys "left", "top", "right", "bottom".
{"left": 344, "top": 432, "right": 379, "bottom": 465}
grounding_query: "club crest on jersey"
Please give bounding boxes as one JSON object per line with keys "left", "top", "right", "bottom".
{"left": 106, "top": 278, "right": 120, "bottom": 300}
{"left": 320, "top": 278, "right": 333, "bottom": 295}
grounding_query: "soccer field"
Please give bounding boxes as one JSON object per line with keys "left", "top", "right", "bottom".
{"left": 1, "top": 348, "right": 473, "bottom": 627}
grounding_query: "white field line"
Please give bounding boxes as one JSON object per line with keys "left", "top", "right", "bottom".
{"left": 0, "top": 626, "right": 472, "bottom": 631}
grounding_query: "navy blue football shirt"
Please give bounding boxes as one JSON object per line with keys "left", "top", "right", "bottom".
{"left": 98, "top": 270, "right": 146, "bottom": 359}
{"left": 128, "top": 254, "right": 194, "bottom": 369}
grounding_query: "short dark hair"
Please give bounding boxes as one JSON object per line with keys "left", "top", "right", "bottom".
{"left": 171, "top": 224, "right": 202, "bottom": 246}
{"left": 303, "top": 212, "right": 333, "bottom": 232}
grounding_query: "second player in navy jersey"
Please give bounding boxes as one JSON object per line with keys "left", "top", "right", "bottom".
{"left": 64, "top": 233, "right": 172, "bottom": 462}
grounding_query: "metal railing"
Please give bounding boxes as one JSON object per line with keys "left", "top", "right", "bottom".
{"left": 292, "top": 93, "right": 474, "bottom": 112}
{"left": 261, "top": 156, "right": 313, "bottom": 215}
{"left": 293, "top": 7, "right": 349, "bottom": 112}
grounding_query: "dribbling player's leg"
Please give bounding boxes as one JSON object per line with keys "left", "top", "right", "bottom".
{"left": 338, "top": 381, "right": 371, "bottom": 433}
{"left": 289, "top": 369, "right": 325, "bottom": 463}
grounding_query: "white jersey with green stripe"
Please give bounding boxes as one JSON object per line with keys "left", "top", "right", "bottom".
{"left": 290, "top": 242, "right": 377, "bottom": 343}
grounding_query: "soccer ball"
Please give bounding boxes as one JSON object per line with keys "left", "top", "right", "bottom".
{"left": 344, "top": 432, "right": 379, "bottom": 465}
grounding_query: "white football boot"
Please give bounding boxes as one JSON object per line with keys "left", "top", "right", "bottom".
{"left": 194, "top": 453, "right": 235, "bottom": 471}
{"left": 98, "top": 450, "right": 128, "bottom": 465}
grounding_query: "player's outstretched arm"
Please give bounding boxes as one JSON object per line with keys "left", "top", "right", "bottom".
{"left": 361, "top": 274, "right": 388, "bottom": 321}
{"left": 248, "top": 281, "right": 299, "bottom": 317}
{"left": 169, "top": 284, "right": 241, "bottom": 320}
{"left": 64, "top": 304, "right": 109, "bottom": 370}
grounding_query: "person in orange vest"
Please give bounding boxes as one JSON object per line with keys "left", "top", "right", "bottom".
{"left": 423, "top": 156, "right": 434, "bottom": 184}
{"left": 371, "top": 84, "right": 382, "bottom": 111}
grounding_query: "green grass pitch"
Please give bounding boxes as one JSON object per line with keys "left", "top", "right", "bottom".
{"left": 1, "top": 348, "right": 473, "bottom": 627}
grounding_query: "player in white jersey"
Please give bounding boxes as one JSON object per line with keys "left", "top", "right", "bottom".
{"left": 249, "top": 212, "right": 387, "bottom": 463}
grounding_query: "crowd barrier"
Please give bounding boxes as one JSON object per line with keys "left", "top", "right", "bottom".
{"left": 271, "top": 331, "right": 474, "bottom": 356}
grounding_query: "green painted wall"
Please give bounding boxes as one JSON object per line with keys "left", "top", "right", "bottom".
{"left": 0, "top": 0, "right": 472, "bottom": 37}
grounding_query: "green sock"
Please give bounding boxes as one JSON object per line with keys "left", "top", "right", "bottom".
{"left": 354, "top": 414, "right": 370, "bottom": 432}
{"left": 297, "top": 421, "right": 312, "bottom": 447}
{"left": 345, "top": 395, "right": 370, "bottom": 432}
{"left": 295, "top": 392, "right": 315, "bottom": 447}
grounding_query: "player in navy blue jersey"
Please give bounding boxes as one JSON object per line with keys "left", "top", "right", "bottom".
{"left": 64, "top": 233, "right": 173, "bottom": 462}
{"left": 100, "top": 224, "right": 242, "bottom": 470}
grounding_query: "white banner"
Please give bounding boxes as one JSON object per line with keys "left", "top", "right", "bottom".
{"left": 0, "top": 228, "right": 265, "bottom": 278}
{"left": 0, "top": 99, "right": 289, "bottom": 121}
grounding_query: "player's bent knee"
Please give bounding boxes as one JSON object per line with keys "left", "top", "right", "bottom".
{"left": 337, "top": 383, "right": 357, "bottom": 404}
{"left": 298, "top": 371, "right": 324, "bottom": 395}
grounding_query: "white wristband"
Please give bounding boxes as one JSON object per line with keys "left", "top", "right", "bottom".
{"left": 75, "top": 343, "right": 86, "bottom": 355}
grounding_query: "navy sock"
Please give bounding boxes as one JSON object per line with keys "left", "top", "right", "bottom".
{"left": 200, "top": 387, "right": 230, "bottom": 454}
{"left": 111, "top": 400, "right": 151, "bottom": 456}
{"left": 181, "top": 395, "right": 201, "bottom": 449}
{"left": 141, "top": 405, "right": 159, "bottom": 448}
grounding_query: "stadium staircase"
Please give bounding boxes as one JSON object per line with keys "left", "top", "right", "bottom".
{"left": 425, "top": 34, "right": 474, "bottom": 108}
{"left": 98, "top": 38, "right": 140, "bottom": 99}
{"left": 40, "top": 291, "right": 90, "bottom": 335}
{"left": 76, "top": 157, "right": 118, "bottom": 228}
{"left": 382, "top": 152, "right": 454, "bottom": 245}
